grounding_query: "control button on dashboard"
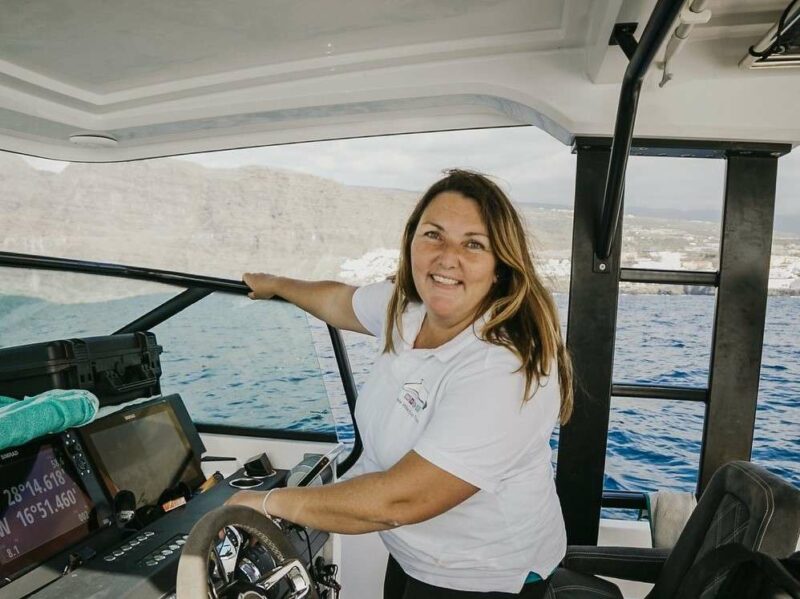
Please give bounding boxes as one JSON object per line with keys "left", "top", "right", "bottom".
{"left": 145, "top": 560, "right": 157, "bottom": 567}
{"left": 103, "top": 555, "right": 115, "bottom": 562}
{"left": 113, "top": 550, "right": 124, "bottom": 556}
{"left": 175, "top": 539, "right": 185, "bottom": 546}
{"left": 168, "top": 544, "right": 179, "bottom": 550}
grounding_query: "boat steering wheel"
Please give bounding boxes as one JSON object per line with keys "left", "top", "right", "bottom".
{"left": 176, "top": 504, "right": 319, "bottom": 599}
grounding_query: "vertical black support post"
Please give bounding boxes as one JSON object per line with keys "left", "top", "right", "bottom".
{"left": 328, "top": 325, "right": 364, "bottom": 477}
{"left": 556, "top": 139, "right": 622, "bottom": 545}
{"left": 698, "top": 152, "right": 778, "bottom": 491}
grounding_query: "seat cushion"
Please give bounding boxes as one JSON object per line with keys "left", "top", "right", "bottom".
{"left": 545, "top": 567, "right": 624, "bottom": 598}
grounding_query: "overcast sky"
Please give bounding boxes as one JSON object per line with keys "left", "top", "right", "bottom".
{"left": 174, "top": 126, "right": 800, "bottom": 221}
{"left": 21, "top": 125, "right": 800, "bottom": 222}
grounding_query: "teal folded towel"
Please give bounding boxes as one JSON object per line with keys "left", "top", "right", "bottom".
{"left": 0, "top": 389, "right": 99, "bottom": 451}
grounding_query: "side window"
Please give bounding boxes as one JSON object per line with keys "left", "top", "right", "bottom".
{"left": 607, "top": 289, "right": 716, "bottom": 497}
{"left": 599, "top": 156, "right": 726, "bottom": 504}
{"left": 151, "top": 294, "right": 350, "bottom": 441}
{"left": 621, "top": 156, "right": 726, "bottom": 272}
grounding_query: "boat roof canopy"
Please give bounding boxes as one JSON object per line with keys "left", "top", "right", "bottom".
{"left": 1, "top": 0, "right": 798, "bottom": 162}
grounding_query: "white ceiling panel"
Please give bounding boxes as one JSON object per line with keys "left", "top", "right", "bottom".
{"left": 0, "top": 0, "right": 796, "bottom": 160}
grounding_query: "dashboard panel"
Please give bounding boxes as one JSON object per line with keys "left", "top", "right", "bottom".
{"left": 0, "top": 395, "right": 327, "bottom": 598}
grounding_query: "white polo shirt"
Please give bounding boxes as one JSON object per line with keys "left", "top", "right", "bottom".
{"left": 349, "top": 281, "right": 566, "bottom": 593}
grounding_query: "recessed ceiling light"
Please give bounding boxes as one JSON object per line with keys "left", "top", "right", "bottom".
{"left": 68, "top": 133, "right": 118, "bottom": 147}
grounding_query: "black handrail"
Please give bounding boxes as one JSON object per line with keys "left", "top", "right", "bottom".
{"left": 596, "top": 0, "right": 685, "bottom": 261}
{"left": 0, "top": 251, "right": 249, "bottom": 294}
{"left": 612, "top": 383, "right": 708, "bottom": 403}
{"left": 619, "top": 268, "right": 719, "bottom": 287}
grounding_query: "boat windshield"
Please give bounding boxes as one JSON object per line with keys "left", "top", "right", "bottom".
{"left": 0, "top": 266, "right": 350, "bottom": 441}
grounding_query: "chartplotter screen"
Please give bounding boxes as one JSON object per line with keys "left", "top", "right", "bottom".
{"left": 0, "top": 442, "right": 95, "bottom": 578}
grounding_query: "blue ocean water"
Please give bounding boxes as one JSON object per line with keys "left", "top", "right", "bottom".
{"left": 0, "top": 292, "right": 797, "bottom": 499}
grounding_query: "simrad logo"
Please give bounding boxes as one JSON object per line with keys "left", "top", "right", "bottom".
{"left": 124, "top": 414, "right": 136, "bottom": 421}
{"left": 1, "top": 449, "right": 20, "bottom": 460}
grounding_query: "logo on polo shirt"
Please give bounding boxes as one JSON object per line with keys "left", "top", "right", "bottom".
{"left": 397, "top": 381, "right": 428, "bottom": 421}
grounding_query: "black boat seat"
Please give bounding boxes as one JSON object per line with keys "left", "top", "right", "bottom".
{"left": 544, "top": 567, "right": 624, "bottom": 598}
{"left": 547, "top": 460, "right": 800, "bottom": 598}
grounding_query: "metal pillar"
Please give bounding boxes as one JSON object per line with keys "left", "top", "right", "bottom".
{"left": 114, "top": 288, "right": 213, "bottom": 334}
{"left": 698, "top": 152, "right": 779, "bottom": 491}
{"left": 556, "top": 139, "right": 621, "bottom": 545}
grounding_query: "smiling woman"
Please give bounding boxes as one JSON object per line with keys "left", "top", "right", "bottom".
{"left": 231, "top": 169, "right": 573, "bottom": 597}
{"left": 386, "top": 170, "right": 574, "bottom": 419}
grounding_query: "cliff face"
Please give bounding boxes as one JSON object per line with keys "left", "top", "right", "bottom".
{"left": 1, "top": 152, "right": 798, "bottom": 302}
{"left": 1, "top": 154, "right": 418, "bottom": 297}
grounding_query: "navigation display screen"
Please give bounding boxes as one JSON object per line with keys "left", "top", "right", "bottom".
{"left": 0, "top": 442, "right": 95, "bottom": 578}
{"left": 80, "top": 400, "right": 204, "bottom": 509}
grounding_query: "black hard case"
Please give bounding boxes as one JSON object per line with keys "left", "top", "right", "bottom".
{"left": 0, "top": 332, "right": 162, "bottom": 406}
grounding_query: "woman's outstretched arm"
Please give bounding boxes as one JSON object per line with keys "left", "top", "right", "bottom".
{"left": 226, "top": 451, "right": 478, "bottom": 534}
{"left": 242, "top": 273, "right": 369, "bottom": 334}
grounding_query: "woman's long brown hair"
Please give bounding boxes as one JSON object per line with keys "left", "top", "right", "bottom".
{"left": 383, "top": 170, "right": 574, "bottom": 423}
